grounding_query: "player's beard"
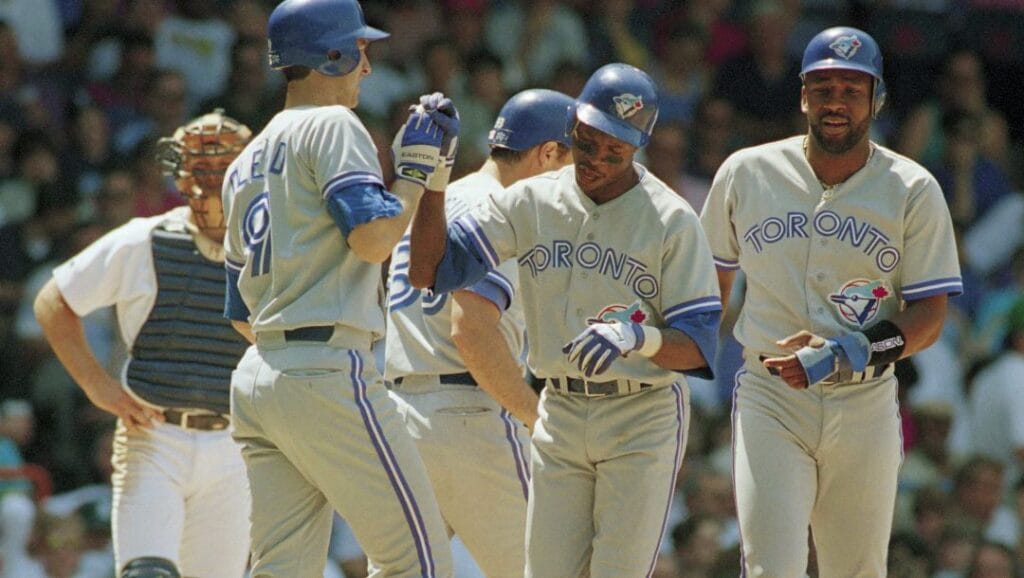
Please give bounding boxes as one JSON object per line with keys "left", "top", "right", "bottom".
{"left": 809, "top": 114, "right": 870, "bottom": 155}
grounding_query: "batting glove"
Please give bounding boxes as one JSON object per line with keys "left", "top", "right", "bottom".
{"left": 391, "top": 105, "right": 443, "bottom": 188}
{"left": 794, "top": 333, "right": 870, "bottom": 386}
{"left": 562, "top": 321, "right": 663, "bottom": 378}
{"left": 419, "top": 93, "right": 460, "bottom": 192}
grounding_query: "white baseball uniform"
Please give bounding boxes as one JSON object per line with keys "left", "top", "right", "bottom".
{"left": 429, "top": 164, "right": 722, "bottom": 577}
{"left": 700, "top": 136, "right": 963, "bottom": 577}
{"left": 385, "top": 170, "right": 531, "bottom": 577}
{"left": 222, "top": 105, "right": 451, "bottom": 578}
{"left": 51, "top": 206, "right": 250, "bottom": 577}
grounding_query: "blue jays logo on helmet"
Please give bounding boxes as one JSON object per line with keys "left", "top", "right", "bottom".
{"left": 829, "top": 34, "right": 862, "bottom": 60}
{"left": 613, "top": 94, "right": 644, "bottom": 120}
{"left": 829, "top": 279, "right": 891, "bottom": 326}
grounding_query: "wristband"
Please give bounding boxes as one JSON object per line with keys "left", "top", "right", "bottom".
{"left": 861, "top": 320, "right": 906, "bottom": 366}
{"left": 636, "top": 325, "right": 663, "bottom": 357}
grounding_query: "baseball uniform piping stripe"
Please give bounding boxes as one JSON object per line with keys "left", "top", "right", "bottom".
{"left": 225, "top": 257, "right": 244, "bottom": 272}
{"left": 731, "top": 369, "right": 749, "bottom": 578}
{"left": 455, "top": 214, "right": 500, "bottom": 268}
{"left": 664, "top": 296, "right": 723, "bottom": 322}
{"left": 645, "top": 382, "right": 687, "bottom": 578}
{"left": 713, "top": 257, "right": 741, "bottom": 270}
{"left": 485, "top": 270, "right": 515, "bottom": 300}
{"left": 348, "top": 350, "right": 436, "bottom": 577}
{"left": 901, "top": 277, "right": 963, "bottom": 299}
{"left": 499, "top": 409, "right": 530, "bottom": 500}
{"left": 321, "top": 170, "right": 384, "bottom": 199}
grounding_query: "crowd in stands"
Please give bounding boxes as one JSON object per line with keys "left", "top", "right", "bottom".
{"left": 0, "top": 0, "right": 1022, "bottom": 576}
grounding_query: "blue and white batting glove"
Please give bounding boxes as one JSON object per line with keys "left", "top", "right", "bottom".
{"left": 419, "top": 93, "right": 460, "bottom": 191}
{"left": 391, "top": 105, "right": 443, "bottom": 188}
{"left": 794, "top": 333, "right": 870, "bottom": 386}
{"left": 561, "top": 321, "right": 663, "bottom": 378}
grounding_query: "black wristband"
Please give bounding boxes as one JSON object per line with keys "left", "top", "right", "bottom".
{"left": 861, "top": 320, "right": 906, "bottom": 367}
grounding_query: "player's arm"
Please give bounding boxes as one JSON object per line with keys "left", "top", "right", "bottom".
{"left": 347, "top": 179, "right": 427, "bottom": 263}
{"left": 451, "top": 289, "right": 539, "bottom": 430}
{"left": 765, "top": 295, "right": 949, "bottom": 390}
{"left": 33, "top": 279, "right": 163, "bottom": 430}
{"left": 716, "top": 269, "right": 736, "bottom": 314}
{"left": 231, "top": 319, "right": 255, "bottom": 344}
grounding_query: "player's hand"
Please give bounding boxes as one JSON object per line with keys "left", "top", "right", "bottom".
{"left": 419, "top": 92, "right": 460, "bottom": 191}
{"left": 762, "top": 330, "right": 831, "bottom": 389}
{"left": 84, "top": 375, "right": 164, "bottom": 431}
{"left": 562, "top": 321, "right": 646, "bottom": 378}
{"left": 391, "top": 105, "right": 443, "bottom": 188}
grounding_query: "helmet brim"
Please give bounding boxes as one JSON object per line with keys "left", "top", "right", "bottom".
{"left": 800, "top": 59, "right": 879, "bottom": 80}
{"left": 575, "top": 102, "right": 644, "bottom": 148}
{"left": 360, "top": 26, "right": 389, "bottom": 42}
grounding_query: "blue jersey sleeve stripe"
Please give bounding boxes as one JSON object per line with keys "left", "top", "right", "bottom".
{"left": 465, "top": 276, "right": 511, "bottom": 311}
{"left": 902, "top": 277, "right": 962, "bottom": 291}
{"left": 484, "top": 270, "right": 515, "bottom": 299}
{"left": 454, "top": 214, "right": 500, "bottom": 269}
{"left": 664, "top": 296, "right": 723, "bottom": 322}
{"left": 902, "top": 279, "right": 964, "bottom": 300}
{"left": 713, "top": 256, "right": 740, "bottom": 270}
{"left": 322, "top": 171, "right": 385, "bottom": 199}
{"left": 224, "top": 266, "right": 250, "bottom": 321}
{"left": 667, "top": 310, "right": 721, "bottom": 380}
{"left": 225, "top": 258, "right": 245, "bottom": 272}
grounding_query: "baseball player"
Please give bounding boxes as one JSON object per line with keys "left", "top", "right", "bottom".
{"left": 386, "top": 88, "right": 575, "bottom": 576}
{"left": 699, "top": 27, "right": 964, "bottom": 577}
{"left": 408, "top": 63, "right": 722, "bottom": 578}
{"left": 220, "top": 1, "right": 456, "bottom": 576}
{"left": 32, "top": 109, "right": 253, "bottom": 578}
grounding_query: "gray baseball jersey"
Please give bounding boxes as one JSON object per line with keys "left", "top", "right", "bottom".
{"left": 222, "top": 105, "right": 451, "bottom": 578}
{"left": 699, "top": 135, "right": 963, "bottom": 576}
{"left": 432, "top": 164, "right": 721, "bottom": 577}
{"left": 386, "top": 169, "right": 530, "bottom": 577}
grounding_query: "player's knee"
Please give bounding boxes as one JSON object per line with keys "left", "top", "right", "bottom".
{"left": 120, "top": 556, "right": 181, "bottom": 578}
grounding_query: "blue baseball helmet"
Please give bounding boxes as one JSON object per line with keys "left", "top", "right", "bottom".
{"left": 571, "top": 63, "right": 659, "bottom": 147}
{"left": 267, "top": 0, "right": 388, "bottom": 77}
{"left": 801, "top": 26, "right": 886, "bottom": 118}
{"left": 488, "top": 89, "right": 575, "bottom": 151}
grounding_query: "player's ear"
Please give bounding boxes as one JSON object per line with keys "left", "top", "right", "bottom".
{"left": 800, "top": 85, "right": 809, "bottom": 114}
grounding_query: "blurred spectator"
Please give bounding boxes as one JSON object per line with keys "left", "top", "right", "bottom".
{"left": 227, "top": 0, "right": 271, "bottom": 41}
{"left": 586, "top": 0, "right": 652, "bottom": 70}
{"left": 545, "top": 60, "right": 589, "bottom": 101}
{"left": 153, "top": 0, "right": 235, "bottom": 109}
{"left": 911, "top": 486, "right": 954, "bottom": 552}
{"left": 934, "top": 524, "right": 983, "bottom": 578}
{"left": 0, "top": 130, "right": 61, "bottom": 226}
{"left": 962, "top": 193, "right": 1024, "bottom": 282}
{"left": 445, "top": 0, "right": 490, "bottom": 62}
{"left": 888, "top": 531, "right": 933, "bottom": 578}
{"left": 62, "top": 103, "right": 115, "bottom": 203}
{"left": 126, "top": 139, "right": 183, "bottom": 218}
{"left": 417, "top": 37, "right": 465, "bottom": 100}
{"left": 902, "top": 402, "right": 959, "bottom": 495}
{"left": 711, "top": 0, "right": 802, "bottom": 145}
{"left": 967, "top": 297, "right": 1024, "bottom": 491}
{"left": 688, "top": 96, "right": 742, "bottom": 181}
{"left": 652, "top": 22, "right": 711, "bottom": 126}
{"left": 670, "top": 513, "right": 726, "bottom": 578}
{"left": 967, "top": 540, "right": 1018, "bottom": 578}
{"left": 91, "top": 169, "right": 137, "bottom": 231}
{"left": 895, "top": 49, "right": 1011, "bottom": 174}
{"left": 451, "top": 48, "right": 508, "bottom": 174}
{"left": 645, "top": 120, "right": 713, "bottom": 214}
{"left": 112, "top": 69, "right": 190, "bottom": 157}
{"left": 485, "top": 0, "right": 588, "bottom": 89}
{"left": 656, "top": 0, "right": 746, "bottom": 69}
{"left": 929, "top": 110, "right": 1014, "bottom": 229}
{"left": 199, "top": 36, "right": 283, "bottom": 133}
{"left": 969, "top": 246, "right": 1024, "bottom": 358}
{"left": 951, "top": 456, "right": 1019, "bottom": 549}
{"left": 0, "top": 399, "right": 38, "bottom": 578}
{"left": 16, "top": 511, "right": 88, "bottom": 578}
{"left": 85, "top": 31, "right": 158, "bottom": 128}
{"left": 0, "top": 0, "right": 64, "bottom": 68}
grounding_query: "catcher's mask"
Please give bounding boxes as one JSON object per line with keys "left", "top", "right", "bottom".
{"left": 157, "top": 108, "right": 252, "bottom": 201}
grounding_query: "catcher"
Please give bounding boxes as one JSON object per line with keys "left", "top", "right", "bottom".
{"left": 33, "top": 109, "right": 253, "bottom": 578}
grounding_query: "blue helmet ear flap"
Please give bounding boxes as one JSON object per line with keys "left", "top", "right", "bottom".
{"left": 872, "top": 77, "right": 887, "bottom": 119}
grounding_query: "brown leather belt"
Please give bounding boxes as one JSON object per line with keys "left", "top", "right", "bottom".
{"left": 163, "top": 409, "right": 230, "bottom": 431}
